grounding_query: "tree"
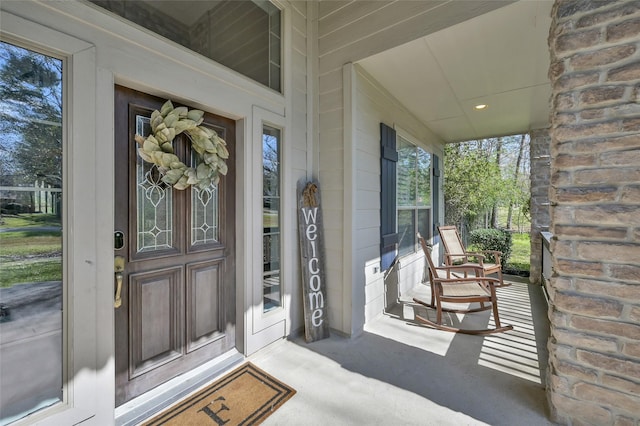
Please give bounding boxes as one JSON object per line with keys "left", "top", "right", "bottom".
{"left": 0, "top": 41, "right": 62, "bottom": 187}
{"left": 444, "top": 135, "right": 530, "bottom": 231}
{"left": 444, "top": 142, "right": 506, "bottom": 227}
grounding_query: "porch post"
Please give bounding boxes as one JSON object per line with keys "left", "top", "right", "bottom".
{"left": 548, "top": 1, "right": 640, "bottom": 424}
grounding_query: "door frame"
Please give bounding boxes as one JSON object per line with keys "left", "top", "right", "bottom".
{"left": 243, "top": 106, "right": 290, "bottom": 355}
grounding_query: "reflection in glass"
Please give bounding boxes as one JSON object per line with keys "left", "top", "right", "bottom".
{"left": 0, "top": 41, "right": 63, "bottom": 423}
{"left": 136, "top": 116, "right": 173, "bottom": 252}
{"left": 396, "top": 135, "right": 432, "bottom": 255}
{"left": 90, "top": 0, "right": 282, "bottom": 92}
{"left": 263, "top": 125, "right": 281, "bottom": 312}
{"left": 191, "top": 128, "right": 220, "bottom": 246}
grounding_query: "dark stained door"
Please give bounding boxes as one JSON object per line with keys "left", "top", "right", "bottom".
{"left": 114, "top": 86, "right": 236, "bottom": 405}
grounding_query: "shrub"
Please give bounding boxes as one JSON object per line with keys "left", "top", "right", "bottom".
{"left": 469, "top": 228, "right": 512, "bottom": 267}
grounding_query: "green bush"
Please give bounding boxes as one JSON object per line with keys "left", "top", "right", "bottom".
{"left": 469, "top": 228, "right": 512, "bottom": 267}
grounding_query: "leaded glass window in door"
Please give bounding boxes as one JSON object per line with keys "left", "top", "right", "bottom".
{"left": 135, "top": 115, "right": 173, "bottom": 253}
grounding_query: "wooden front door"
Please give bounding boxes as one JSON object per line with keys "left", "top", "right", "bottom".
{"left": 114, "top": 86, "right": 236, "bottom": 406}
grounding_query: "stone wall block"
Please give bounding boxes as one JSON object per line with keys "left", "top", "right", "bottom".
{"left": 555, "top": 111, "right": 578, "bottom": 125}
{"left": 555, "top": 291, "right": 624, "bottom": 317}
{"left": 555, "top": 328, "right": 619, "bottom": 352}
{"left": 552, "top": 239, "right": 574, "bottom": 258}
{"left": 575, "top": 278, "right": 640, "bottom": 302}
{"left": 571, "top": 315, "right": 640, "bottom": 340}
{"left": 574, "top": 135, "right": 640, "bottom": 153}
{"left": 577, "top": 241, "right": 640, "bottom": 264}
{"left": 576, "top": 1, "right": 640, "bottom": 28}
{"left": 574, "top": 168, "right": 640, "bottom": 185}
{"left": 613, "top": 415, "right": 636, "bottom": 426}
{"left": 554, "top": 70, "right": 601, "bottom": 91}
{"left": 573, "top": 382, "right": 640, "bottom": 415}
{"left": 623, "top": 341, "right": 640, "bottom": 358}
{"left": 550, "top": 393, "right": 613, "bottom": 424}
{"left": 569, "top": 44, "right": 637, "bottom": 71}
{"left": 621, "top": 185, "right": 640, "bottom": 202}
{"left": 576, "top": 350, "right": 640, "bottom": 378}
{"left": 554, "top": 92, "right": 576, "bottom": 110}
{"left": 601, "top": 374, "right": 640, "bottom": 397}
{"left": 574, "top": 205, "right": 640, "bottom": 226}
{"left": 555, "top": 153, "right": 598, "bottom": 168}
{"left": 601, "top": 149, "right": 640, "bottom": 166}
{"left": 554, "top": 121, "right": 621, "bottom": 142}
{"left": 607, "top": 17, "right": 640, "bottom": 43}
{"left": 609, "top": 264, "right": 640, "bottom": 282}
{"left": 555, "top": 186, "right": 618, "bottom": 202}
{"left": 622, "top": 117, "right": 640, "bottom": 132}
{"left": 580, "top": 107, "right": 606, "bottom": 120}
{"left": 630, "top": 306, "right": 640, "bottom": 322}
{"left": 580, "top": 85, "right": 627, "bottom": 106}
{"left": 550, "top": 170, "right": 573, "bottom": 187}
{"left": 556, "top": 259, "right": 604, "bottom": 278}
{"left": 554, "top": 225, "right": 628, "bottom": 240}
{"left": 607, "top": 61, "right": 640, "bottom": 81}
{"left": 556, "top": 28, "right": 602, "bottom": 53}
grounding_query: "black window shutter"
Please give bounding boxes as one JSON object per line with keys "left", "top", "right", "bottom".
{"left": 380, "top": 123, "right": 398, "bottom": 271}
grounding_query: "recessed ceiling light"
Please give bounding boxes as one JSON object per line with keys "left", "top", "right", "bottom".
{"left": 474, "top": 104, "right": 488, "bottom": 110}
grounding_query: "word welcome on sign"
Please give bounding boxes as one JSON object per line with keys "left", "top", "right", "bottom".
{"left": 297, "top": 180, "right": 330, "bottom": 343}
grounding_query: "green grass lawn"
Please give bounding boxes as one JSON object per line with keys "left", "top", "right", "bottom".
{"left": 0, "top": 260, "right": 62, "bottom": 287}
{"left": 0, "top": 214, "right": 62, "bottom": 287}
{"left": 505, "top": 232, "right": 530, "bottom": 275}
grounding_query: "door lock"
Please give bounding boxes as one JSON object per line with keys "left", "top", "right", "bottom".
{"left": 114, "top": 255, "right": 125, "bottom": 308}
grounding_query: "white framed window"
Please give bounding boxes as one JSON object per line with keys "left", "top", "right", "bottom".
{"left": 396, "top": 134, "right": 431, "bottom": 257}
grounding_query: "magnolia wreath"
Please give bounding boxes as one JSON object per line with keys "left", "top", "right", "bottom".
{"left": 135, "top": 100, "right": 229, "bottom": 190}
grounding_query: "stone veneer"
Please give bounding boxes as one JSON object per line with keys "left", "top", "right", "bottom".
{"left": 547, "top": 0, "right": 640, "bottom": 424}
{"left": 530, "top": 128, "right": 552, "bottom": 286}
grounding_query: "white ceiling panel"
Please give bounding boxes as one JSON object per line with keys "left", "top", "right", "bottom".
{"left": 358, "top": 0, "right": 554, "bottom": 143}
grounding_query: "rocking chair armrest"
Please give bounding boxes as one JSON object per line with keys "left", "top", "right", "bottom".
{"left": 433, "top": 264, "right": 485, "bottom": 277}
{"left": 444, "top": 252, "right": 477, "bottom": 264}
{"left": 455, "top": 251, "right": 487, "bottom": 265}
{"left": 469, "top": 250, "right": 502, "bottom": 265}
{"left": 434, "top": 276, "right": 501, "bottom": 285}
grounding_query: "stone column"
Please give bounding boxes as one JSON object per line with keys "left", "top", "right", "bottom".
{"left": 529, "top": 128, "right": 551, "bottom": 285}
{"left": 547, "top": 1, "right": 640, "bottom": 424}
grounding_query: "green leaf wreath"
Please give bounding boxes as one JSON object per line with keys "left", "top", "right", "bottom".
{"left": 134, "top": 100, "right": 229, "bottom": 190}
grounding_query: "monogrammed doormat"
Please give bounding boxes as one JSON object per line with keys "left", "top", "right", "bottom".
{"left": 142, "top": 363, "right": 296, "bottom": 426}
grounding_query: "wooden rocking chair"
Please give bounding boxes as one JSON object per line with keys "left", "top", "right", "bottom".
{"left": 413, "top": 233, "right": 513, "bottom": 335}
{"left": 438, "top": 225, "right": 509, "bottom": 288}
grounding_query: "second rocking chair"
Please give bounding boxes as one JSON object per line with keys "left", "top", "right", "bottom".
{"left": 413, "top": 233, "right": 513, "bottom": 335}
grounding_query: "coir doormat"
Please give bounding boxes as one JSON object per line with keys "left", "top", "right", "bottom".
{"left": 142, "top": 363, "right": 296, "bottom": 426}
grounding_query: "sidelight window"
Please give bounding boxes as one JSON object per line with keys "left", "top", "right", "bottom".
{"left": 0, "top": 41, "right": 64, "bottom": 424}
{"left": 262, "top": 125, "right": 282, "bottom": 312}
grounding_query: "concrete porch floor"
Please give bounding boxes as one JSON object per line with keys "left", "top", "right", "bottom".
{"left": 250, "top": 276, "right": 552, "bottom": 426}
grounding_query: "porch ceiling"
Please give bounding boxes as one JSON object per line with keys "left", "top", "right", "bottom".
{"left": 357, "top": 1, "right": 553, "bottom": 143}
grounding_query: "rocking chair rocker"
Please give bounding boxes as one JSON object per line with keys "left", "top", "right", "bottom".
{"left": 413, "top": 233, "right": 513, "bottom": 335}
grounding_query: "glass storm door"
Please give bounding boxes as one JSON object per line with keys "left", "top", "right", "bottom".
{"left": 113, "top": 86, "right": 236, "bottom": 406}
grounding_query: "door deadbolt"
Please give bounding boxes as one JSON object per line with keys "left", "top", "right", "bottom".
{"left": 114, "top": 231, "right": 125, "bottom": 250}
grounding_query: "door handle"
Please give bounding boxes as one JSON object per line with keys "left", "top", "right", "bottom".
{"left": 114, "top": 255, "right": 125, "bottom": 308}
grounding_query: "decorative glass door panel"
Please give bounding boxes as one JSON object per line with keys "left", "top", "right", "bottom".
{"left": 136, "top": 115, "right": 174, "bottom": 253}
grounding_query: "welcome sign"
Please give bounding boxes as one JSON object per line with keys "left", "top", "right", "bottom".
{"left": 297, "top": 180, "right": 330, "bottom": 342}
